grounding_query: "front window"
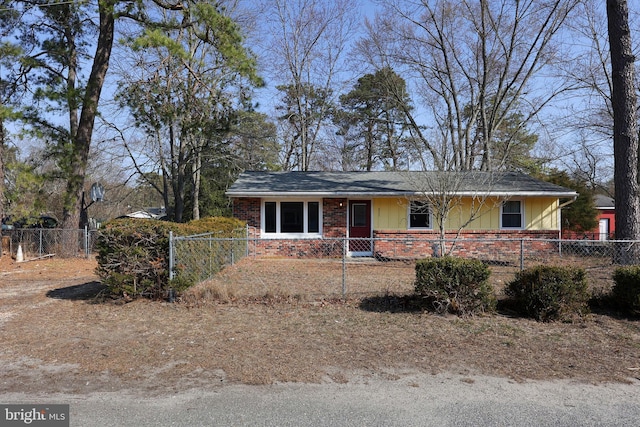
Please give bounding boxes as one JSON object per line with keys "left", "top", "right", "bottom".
{"left": 501, "top": 200, "right": 523, "bottom": 228}
{"left": 308, "top": 202, "right": 320, "bottom": 233}
{"left": 409, "top": 200, "right": 431, "bottom": 229}
{"left": 262, "top": 200, "right": 322, "bottom": 236}
{"left": 265, "top": 202, "right": 276, "bottom": 233}
{"left": 281, "top": 202, "right": 304, "bottom": 232}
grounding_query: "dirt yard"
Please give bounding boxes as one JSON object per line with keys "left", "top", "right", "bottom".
{"left": 1, "top": 255, "right": 639, "bottom": 396}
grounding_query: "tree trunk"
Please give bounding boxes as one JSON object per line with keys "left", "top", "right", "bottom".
{"left": 607, "top": 0, "right": 640, "bottom": 262}
{"left": 191, "top": 149, "right": 201, "bottom": 221}
{"left": 0, "top": 119, "right": 5, "bottom": 224}
{"left": 61, "top": 1, "right": 115, "bottom": 255}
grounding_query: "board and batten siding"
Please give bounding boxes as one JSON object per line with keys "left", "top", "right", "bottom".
{"left": 371, "top": 197, "right": 560, "bottom": 231}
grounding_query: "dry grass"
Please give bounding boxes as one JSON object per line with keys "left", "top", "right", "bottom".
{"left": 183, "top": 256, "right": 617, "bottom": 304}
{"left": 183, "top": 258, "right": 418, "bottom": 303}
{"left": 0, "top": 256, "right": 639, "bottom": 396}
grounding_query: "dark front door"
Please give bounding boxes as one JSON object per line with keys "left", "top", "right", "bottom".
{"left": 349, "top": 200, "right": 372, "bottom": 254}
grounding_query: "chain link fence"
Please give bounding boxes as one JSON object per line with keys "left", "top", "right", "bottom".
{"left": 1, "top": 228, "right": 98, "bottom": 260}
{"left": 169, "top": 228, "right": 249, "bottom": 285}
{"left": 170, "top": 233, "right": 632, "bottom": 299}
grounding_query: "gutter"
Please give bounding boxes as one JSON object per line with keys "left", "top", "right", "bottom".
{"left": 558, "top": 195, "right": 578, "bottom": 238}
{"left": 226, "top": 191, "right": 579, "bottom": 199}
{"left": 558, "top": 195, "right": 578, "bottom": 209}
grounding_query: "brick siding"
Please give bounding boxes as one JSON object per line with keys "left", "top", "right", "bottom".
{"left": 233, "top": 197, "right": 560, "bottom": 261}
{"left": 233, "top": 198, "right": 260, "bottom": 229}
{"left": 372, "top": 229, "right": 559, "bottom": 262}
{"left": 322, "top": 198, "right": 347, "bottom": 238}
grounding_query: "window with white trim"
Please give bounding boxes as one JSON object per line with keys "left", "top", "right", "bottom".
{"left": 409, "top": 200, "right": 432, "bottom": 229}
{"left": 262, "top": 200, "right": 321, "bottom": 236}
{"left": 501, "top": 200, "right": 523, "bottom": 229}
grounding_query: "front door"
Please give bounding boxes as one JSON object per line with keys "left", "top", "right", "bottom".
{"left": 349, "top": 200, "right": 372, "bottom": 255}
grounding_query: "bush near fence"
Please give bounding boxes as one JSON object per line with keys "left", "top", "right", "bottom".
{"left": 414, "top": 257, "right": 496, "bottom": 315}
{"left": 611, "top": 266, "right": 640, "bottom": 316}
{"left": 95, "top": 217, "right": 245, "bottom": 300}
{"left": 505, "top": 265, "right": 591, "bottom": 322}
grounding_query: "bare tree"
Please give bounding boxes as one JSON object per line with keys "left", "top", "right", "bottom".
{"left": 406, "top": 171, "right": 502, "bottom": 256}
{"left": 362, "top": 0, "right": 579, "bottom": 172}
{"left": 607, "top": 0, "right": 640, "bottom": 248}
{"left": 261, "top": 0, "right": 359, "bottom": 171}
{"left": 564, "top": 2, "right": 615, "bottom": 139}
{"left": 561, "top": 2, "right": 640, "bottom": 194}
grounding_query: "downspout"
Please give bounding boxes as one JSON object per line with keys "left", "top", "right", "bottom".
{"left": 558, "top": 195, "right": 578, "bottom": 239}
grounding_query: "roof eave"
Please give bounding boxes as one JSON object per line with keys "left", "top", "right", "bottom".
{"left": 226, "top": 191, "right": 578, "bottom": 198}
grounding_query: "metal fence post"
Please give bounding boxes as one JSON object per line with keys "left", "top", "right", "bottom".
{"left": 209, "top": 238, "right": 213, "bottom": 278}
{"left": 245, "top": 224, "right": 250, "bottom": 258}
{"left": 342, "top": 237, "right": 347, "bottom": 298}
{"left": 85, "top": 226, "right": 89, "bottom": 258}
{"left": 558, "top": 238, "right": 563, "bottom": 257}
{"left": 169, "top": 231, "right": 175, "bottom": 281}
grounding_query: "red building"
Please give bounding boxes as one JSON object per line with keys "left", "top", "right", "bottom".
{"left": 563, "top": 194, "right": 615, "bottom": 240}
{"left": 594, "top": 194, "right": 615, "bottom": 240}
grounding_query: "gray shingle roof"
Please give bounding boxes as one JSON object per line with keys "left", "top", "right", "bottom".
{"left": 226, "top": 171, "right": 577, "bottom": 198}
{"left": 594, "top": 194, "right": 614, "bottom": 209}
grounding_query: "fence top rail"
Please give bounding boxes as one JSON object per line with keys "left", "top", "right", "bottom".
{"left": 174, "top": 236, "right": 245, "bottom": 242}
{"left": 0, "top": 227, "right": 94, "bottom": 236}
{"left": 177, "top": 232, "right": 220, "bottom": 238}
{"left": 239, "top": 236, "right": 640, "bottom": 244}
{"left": 175, "top": 228, "right": 247, "bottom": 239}
{"left": 2, "top": 228, "right": 90, "bottom": 232}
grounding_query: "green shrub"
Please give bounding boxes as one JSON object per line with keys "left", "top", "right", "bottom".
{"left": 95, "top": 216, "right": 245, "bottom": 300}
{"left": 611, "top": 266, "right": 640, "bottom": 316}
{"left": 505, "top": 265, "right": 590, "bottom": 322}
{"left": 182, "top": 217, "right": 246, "bottom": 235}
{"left": 414, "top": 257, "right": 495, "bottom": 315}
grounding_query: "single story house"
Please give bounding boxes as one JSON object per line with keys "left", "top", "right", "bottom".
{"left": 227, "top": 171, "right": 577, "bottom": 259}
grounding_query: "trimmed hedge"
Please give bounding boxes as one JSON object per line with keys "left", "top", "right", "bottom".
{"left": 611, "top": 266, "right": 640, "bottom": 316}
{"left": 95, "top": 216, "right": 245, "bottom": 300}
{"left": 505, "top": 265, "right": 590, "bottom": 322}
{"left": 414, "top": 256, "right": 496, "bottom": 315}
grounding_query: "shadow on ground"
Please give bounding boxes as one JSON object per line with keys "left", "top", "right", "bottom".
{"left": 359, "top": 292, "right": 640, "bottom": 322}
{"left": 46, "top": 281, "right": 108, "bottom": 301}
{"left": 359, "top": 294, "right": 525, "bottom": 317}
{"left": 358, "top": 294, "right": 426, "bottom": 313}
